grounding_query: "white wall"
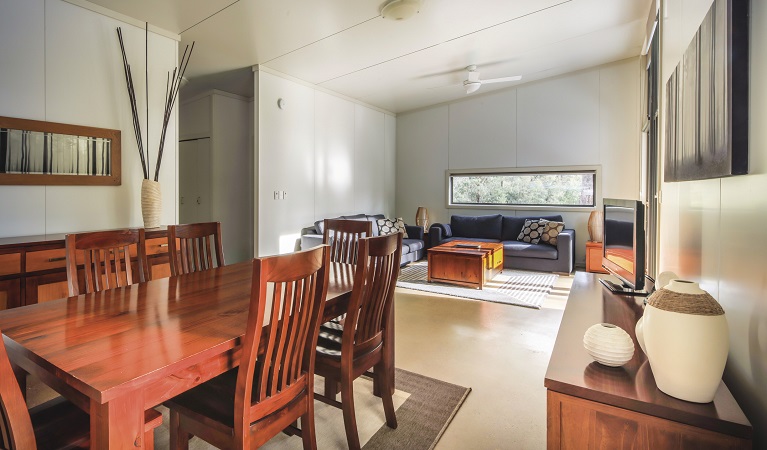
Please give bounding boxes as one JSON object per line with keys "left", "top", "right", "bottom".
{"left": 255, "top": 69, "right": 396, "bottom": 256}
{"left": 396, "top": 58, "right": 641, "bottom": 265}
{"left": 660, "top": 0, "right": 767, "bottom": 444}
{"left": 0, "top": 0, "right": 178, "bottom": 237}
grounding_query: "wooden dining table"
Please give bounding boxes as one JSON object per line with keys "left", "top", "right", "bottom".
{"left": 0, "top": 259, "right": 389, "bottom": 449}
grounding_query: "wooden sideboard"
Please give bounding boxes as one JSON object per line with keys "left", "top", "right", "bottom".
{"left": 0, "top": 228, "right": 172, "bottom": 310}
{"left": 585, "top": 241, "right": 608, "bottom": 273}
{"left": 545, "top": 272, "right": 752, "bottom": 449}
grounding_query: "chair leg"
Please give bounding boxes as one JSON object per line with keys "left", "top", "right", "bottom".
{"left": 301, "top": 406, "right": 318, "bottom": 450}
{"left": 375, "top": 360, "right": 398, "bottom": 429}
{"left": 169, "top": 409, "right": 191, "bottom": 450}
{"left": 324, "top": 377, "right": 339, "bottom": 400}
{"left": 340, "top": 372, "right": 361, "bottom": 450}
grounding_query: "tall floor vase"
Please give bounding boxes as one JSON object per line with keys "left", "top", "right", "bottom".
{"left": 141, "top": 179, "right": 162, "bottom": 228}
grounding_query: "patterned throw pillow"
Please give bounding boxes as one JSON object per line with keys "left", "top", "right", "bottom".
{"left": 376, "top": 218, "right": 409, "bottom": 238}
{"left": 517, "top": 219, "right": 547, "bottom": 244}
{"left": 540, "top": 220, "right": 565, "bottom": 246}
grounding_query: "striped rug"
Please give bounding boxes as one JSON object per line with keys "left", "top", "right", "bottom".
{"left": 397, "top": 261, "right": 557, "bottom": 309}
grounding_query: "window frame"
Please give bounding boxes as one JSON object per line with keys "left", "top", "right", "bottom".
{"left": 446, "top": 165, "right": 601, "bottom": 212}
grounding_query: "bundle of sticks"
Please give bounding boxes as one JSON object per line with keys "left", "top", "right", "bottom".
{"left": 117, "top": 26, "right": 194, "bottom": 181}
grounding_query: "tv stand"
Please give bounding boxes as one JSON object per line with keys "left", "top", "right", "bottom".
{"left": 599, "top": 278, "right": 649, "bottom": 296}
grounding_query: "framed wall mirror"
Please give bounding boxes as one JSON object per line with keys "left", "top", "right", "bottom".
{"left": 0, "top": 116, "right": 121, "bottom": 186}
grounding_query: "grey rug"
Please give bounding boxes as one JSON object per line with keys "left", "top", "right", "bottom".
{"left": 397, "top": 261, "right": 557, "bottom": 309}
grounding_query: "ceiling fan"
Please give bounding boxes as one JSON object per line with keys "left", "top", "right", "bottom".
{"left": 463, "top": 65, "right": 521, "bottom": 94}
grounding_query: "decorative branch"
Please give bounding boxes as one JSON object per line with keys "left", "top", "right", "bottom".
{"left": 116, "top": 27, "right": 194, "bottom": 182}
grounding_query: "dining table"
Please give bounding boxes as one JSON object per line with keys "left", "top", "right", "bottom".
{"left": 0, "top": 259, "right": 392, "bottom": 449}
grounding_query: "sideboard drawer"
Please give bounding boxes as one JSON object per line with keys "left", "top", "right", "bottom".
{"left": 145, "top": 237, "right": 170, "bottom": 256}
{"left": 0, "top": 253, "right": 22, "bottom": 276}
{"left": 26, "top": 248, "right": 67, "bottom": 272}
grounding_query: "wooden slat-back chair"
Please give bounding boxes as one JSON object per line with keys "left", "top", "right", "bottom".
{"left": 0, "top": 328, "right": 162, "bottom": 450}
{"left": 63, "top": 229, "right": 162, "bottom": 448}
{"left": 168, "top": 222, "right": 225, "bottom": 276}
{"left": 323, "top": 219, "right": 372, "bottom": 265}
{"left": 65, "top": 229, "right": 147, "bottom": 297}
{"left": 166, "top": 245, "right": 330, "bottom": 450}
{"left": 314, "top": 232, "right": 402, "bottom": 450}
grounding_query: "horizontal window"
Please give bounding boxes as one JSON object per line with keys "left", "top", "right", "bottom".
{"left": 449, "top": 171, "right": 596, "bottom": 208}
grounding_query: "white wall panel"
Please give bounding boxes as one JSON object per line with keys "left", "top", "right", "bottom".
{"left": 314, "top": 91, "right": 354, "bottom": 219}
{"left": 0, "top": 0, "right": 178, "bottom": 238}
{"left": 0, "top": 0, "right": 45, "bottom": 120}
{"left": 599, "top": 59, "right": 641, "bottom": 199}
{"left": 448, "top": 89, "right": 517, "bottom": 169}
{"left": 354, "top": 105, "right": 385, "bottom": 214}
{"left": 257, "top": 71, "right": 315, "bottom": 256}
{"left": 43, "top": 0, "right": 178, "bottom": 233}
{"left": 396, "top": 106, "right": 449, "bottom": 225}
{"left": 517, "top": 70, "right": 600, "bottom": 167}
{"left": 384, "top": 114, "right": 396, "bottom": 218}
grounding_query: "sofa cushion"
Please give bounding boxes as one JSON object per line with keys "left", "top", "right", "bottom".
{"left": 502, "top": 215, "right": 563, "bottom": 241}
{"left": 503, "top": 241, "right": 558, "bottom": 260}
{"left": 402, "top": 239, "right": 424, "bottom": 254}
{"left": 377, "top": 218, "right": 409, "bottom": 238}
{"left": 517, "top": 219, "right": 547, "bottom": 244}
{"left": 540, "top": 220, "right": 565, "bottom": 246}
{"left": 450, "top": 214, "right": 502, "bottom": 240}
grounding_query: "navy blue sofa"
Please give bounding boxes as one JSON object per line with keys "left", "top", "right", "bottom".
{"left": 299, "top": 213, "right": 425, "bottom": 265}
{"left": 429, "top": 214, "right": 575, "bottom": 273}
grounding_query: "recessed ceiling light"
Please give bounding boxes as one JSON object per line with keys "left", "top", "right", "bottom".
{"left": 380, "top": 0, "right": 421, "bottom": 21}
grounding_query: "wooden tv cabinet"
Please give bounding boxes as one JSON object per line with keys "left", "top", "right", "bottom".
{"left": 545, "top": 272, "right": 752, "bottom": 449}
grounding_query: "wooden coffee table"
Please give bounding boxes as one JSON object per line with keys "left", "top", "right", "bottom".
{"left": 427, "top": 240, "right": 504, "bottom": 289}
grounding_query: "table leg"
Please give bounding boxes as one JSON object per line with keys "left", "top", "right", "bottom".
{"left": 90, "top": 393, "right": 145, "bottom": 449}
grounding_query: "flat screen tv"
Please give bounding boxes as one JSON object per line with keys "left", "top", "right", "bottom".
{"left": 600, "top": 198, "right": 648, "bottom": 295}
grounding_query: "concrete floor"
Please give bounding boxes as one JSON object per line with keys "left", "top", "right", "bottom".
{"left": 394, "top": 273, "right": 573, "bottom": 450}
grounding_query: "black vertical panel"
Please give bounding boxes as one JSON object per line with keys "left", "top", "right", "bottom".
{"left": 91, "top": 138, "right": 96, "bottom": 175}
{"left": 43, "top": 132, "right": 49, "bottom": 174}
{"left": 0, "top": 128, "right": 7, "bottom": 173}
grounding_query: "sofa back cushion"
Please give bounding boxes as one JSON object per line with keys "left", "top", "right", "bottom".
{"left": 450, "top": 214, "right": 503, "bottom": 240}
{"left": 501, "top": 214, "right": 563, "bottom": 241}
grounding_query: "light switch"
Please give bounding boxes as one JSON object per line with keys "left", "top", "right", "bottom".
{"left": 274, "top": 191, "right": 280, "bottom": 200}
{"left": 282, "top": 191, "right": 287, "bottom": 199}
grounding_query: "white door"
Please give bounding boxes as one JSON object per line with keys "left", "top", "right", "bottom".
{"left": 179, "top": 138, "right": 211, "bottom": 224}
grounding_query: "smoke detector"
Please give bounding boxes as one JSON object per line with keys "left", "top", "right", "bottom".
{"left": 380, "top": 0, "right": 421, "bottom": 21}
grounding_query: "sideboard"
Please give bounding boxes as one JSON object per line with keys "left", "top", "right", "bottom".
{"left": 0, "top": 228, "right": 172, "bottom": 310}
{"left": 545, "top": 272, "right": 752, "bottom": 449}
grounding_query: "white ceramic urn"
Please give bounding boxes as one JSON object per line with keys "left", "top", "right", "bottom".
{"left": 583, "top": 323, "right": 635, "bottom": 367}
{"left": 641, "top": 280, "right": 728, "bottom": 403}
{"left": 635, "top": 271, "right": 678, "bottom": 354}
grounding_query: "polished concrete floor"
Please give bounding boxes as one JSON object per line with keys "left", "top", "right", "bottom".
{"left": 395, "top": 273, "right": 573, "bottom": 449}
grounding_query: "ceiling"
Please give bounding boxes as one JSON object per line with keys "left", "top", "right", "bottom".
{"left": 86, "top": 0, "right": 650, "bottom": 113}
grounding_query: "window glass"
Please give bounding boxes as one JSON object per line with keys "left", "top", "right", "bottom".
{"left": 450, "top": 171, "right": 595, "bottom": 207}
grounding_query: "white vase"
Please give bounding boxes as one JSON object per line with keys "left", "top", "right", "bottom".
{"left": 141, "top": 179, "right": 162, "bottom": 228}
{"left": 583, "top": 323, "right": 635, "bottom": 367}
{"left": 642, "top": 280, "right": 728, "bottom": 403}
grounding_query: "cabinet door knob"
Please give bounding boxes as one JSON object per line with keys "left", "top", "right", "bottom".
{"left": 197, "top": 197, "right": 201, "bottom": 205}
{"left": 180, "top": 196, "right": 184, "bottom": 205}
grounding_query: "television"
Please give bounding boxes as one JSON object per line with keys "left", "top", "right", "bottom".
{"left": 600, "top": 198, "right": 648, "bottom": 296}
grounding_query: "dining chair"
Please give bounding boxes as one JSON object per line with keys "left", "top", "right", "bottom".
{"left": 167, "top": 222, "right": 225, "bottom": 276}
{"left": 0, "top": 327, "right": 163, "bottom": 450}
{"left": 166, "top": 245, "right": 330, "bottom": 450}
{"left": 314, "top": 232, "right": 402, "bottom": 450}
{"left": 323, "top": 219, "right": 373, "bottom": 265}
{"left": 65, "top": 228, "right": 148, "bottom": 297}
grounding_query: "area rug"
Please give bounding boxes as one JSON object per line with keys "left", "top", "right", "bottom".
{"left": 397, "top": 261, "right": 557, "bottom": 309}
{"left": 144, "top": 368, "right": 470, "bottom": 449}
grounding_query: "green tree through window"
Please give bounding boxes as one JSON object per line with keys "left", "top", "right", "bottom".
{"left": 451, "top": 172, "right": 595, "bottom": 207}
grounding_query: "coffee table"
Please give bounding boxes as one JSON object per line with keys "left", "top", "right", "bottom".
{"left": 427, "top": 240, "right": 504, "bottom": 289}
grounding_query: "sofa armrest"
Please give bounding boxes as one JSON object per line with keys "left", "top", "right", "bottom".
{"left": 556, "top": 229, "right": 576, "bottom": 273}
{"left": 429, "top": 223, "right": 452, "bottom": 248}
{"left": 404, "top": 225, "right": 424, "bottom": 241}
{"left": 300, "top": 225, "right": 319, "bottom": 237}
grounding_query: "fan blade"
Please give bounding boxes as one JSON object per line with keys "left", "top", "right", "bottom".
{"left": 481, "top": 75, "right": 522, "bottom": 84}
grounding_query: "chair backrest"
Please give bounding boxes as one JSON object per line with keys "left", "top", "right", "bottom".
{"left": 344, "top": 233, "right": 402, "bottom": 356}
{"left": 168, "top": 222, "right": 225, "bottom": 276}
{"left": 234, "top": 245, "right": 329, "bottom": 443}
{"left": 65, "top": 229, "right": 147, "bottom": 297}
{"left": 0, "top": 329, "right": 37, "bottom": 450}
{"left": 323, "top": 219, "right": 372, "bottom": 264}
